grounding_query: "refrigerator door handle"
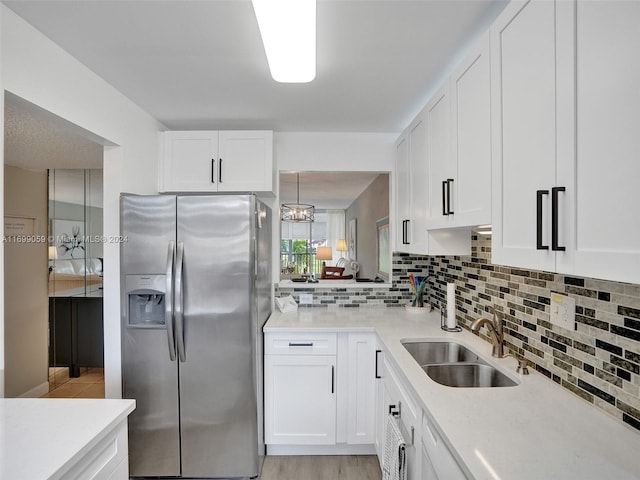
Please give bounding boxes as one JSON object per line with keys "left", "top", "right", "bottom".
{"left": 175, "top": 242, "right": 187, "bottom": 362}
{"left": 165, "top": 241, "right": 177, "bottom": 361}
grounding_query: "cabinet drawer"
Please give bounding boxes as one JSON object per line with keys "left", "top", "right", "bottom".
{"left": 265, "top": 332, "right": 337, "bottom": 355}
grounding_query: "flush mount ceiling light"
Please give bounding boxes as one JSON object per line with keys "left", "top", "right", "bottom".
{"left": 281, "top": 173, "right": 315, "bottom": 223}
{"left": 252, "top": 0, "right": 316, "bottom": 83}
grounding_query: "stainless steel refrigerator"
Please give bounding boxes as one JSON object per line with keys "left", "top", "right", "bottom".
{"left": 120, "top": 194, "right": 271, "bottom": 478}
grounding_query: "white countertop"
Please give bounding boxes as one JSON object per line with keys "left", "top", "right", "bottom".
{"left": 265, "top": 308, "right": 640, "bottom": 480}
{"left": 0, "top": 398, "right": 135, "bottom": 480}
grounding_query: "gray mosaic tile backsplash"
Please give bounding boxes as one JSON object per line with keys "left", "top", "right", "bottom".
{"left": 275, "top": 235, "right": 640, "bottom": 433}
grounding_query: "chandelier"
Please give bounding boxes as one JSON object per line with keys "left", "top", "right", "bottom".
{"left": 281, "top": 172, "right": 315, "bottom": 223}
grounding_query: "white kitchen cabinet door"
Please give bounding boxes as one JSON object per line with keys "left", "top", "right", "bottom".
{"left": 449, "top": 32, "right": 491, "bottom": 228}
{"left": 160, "top": 130, "right": 273, "bottom": 193}
{"left": 217, "top": 130, "right": 273, "bottom": 193}
{"left": 421, "top": 413, "right": 466, "bottom": 480}
{"left": 395, "top": 132, "right": 412, "bottom": 250}
{"left": 160, "top": 131, "right": 219, "bottom": 192}
{"left": 490, "top": 0, "right": 559, "bottom": 272}
{"left": 264, "top": 355, "right": 336, "bottom": 445}
{"left": 559, "top": 0, "right": 640, "bottom": 284}
{"left": 373, "top": 347, "right": 384, "bottom": 464}
{"left": 346, "top": 333, "right": 376, "bottom": 444}
{"left": 382, "top": 356, "right": 421, "bottom": 480}
{"left": 407, "top": 112, "right": 429, "bottom": 254}
{"left": 426, "top": 83, "right": 454, "bottom": 223}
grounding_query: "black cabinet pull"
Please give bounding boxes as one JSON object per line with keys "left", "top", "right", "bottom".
{"left": 331, "top": 365, "right": 335, "bottom": 394}
{"left": 211, "top": 159, "right": 215, "bottom": 183}
{"left": 552, "top": 186, "right": 566, "bottom": 251}
{"left": 402, "top": 220, "right": 410, "bottom": 245}
{"left": 288, "top": 342, "right": 313, "bottom": 347}
{"left": 219, "top": 158, "right": 223, "bottom": 183}
{"left": 536, "top": 190, "right": 549, "bottom": 250}
{"left": 375, "top": 349, "right": 381, "bottom": 379}
{"left": 446, "top": 178, "right": 455, "bottom": 214}
{"left": 442, "top": 180, "right": 448, "bottom": 216}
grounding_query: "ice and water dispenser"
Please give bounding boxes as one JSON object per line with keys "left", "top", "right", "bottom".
{"left": 125, "top": 274, "right": 167, "bottom": 327}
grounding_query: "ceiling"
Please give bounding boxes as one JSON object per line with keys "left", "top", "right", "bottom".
{"left": 280, "top": 171, "right": 383, "bottom": 209}
{"left": 4, "top": 0, "right": 508, "bottom": 133}
{"left": 4, "top": 92, "right": 104, "bottom": 171}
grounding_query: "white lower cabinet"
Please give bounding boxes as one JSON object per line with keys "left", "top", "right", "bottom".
{"left": 264, "top": 331, "right": 376, "bottom": 452}
{"left": 63, "top": 421, "right": 129, "bottom": 480}
{"left": 374, "top": 345, "right": 467, "bottom": 480}
{"left": 264, "top": 354, "right": 337, "bottom": 445}
{"left": 421, "top": 412, "right": 466, "bottom": 480}
{"left": 379, "top": 353, "right": 422, "bottom": 480}
{"left": 345, "top": 333, "right": 377, "bottom": 444}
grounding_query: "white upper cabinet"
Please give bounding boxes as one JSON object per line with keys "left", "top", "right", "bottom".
{"left": 449, "top": 33, "right": 492, "bottom": 227}
{"left": 491, "top": 0, "right": 559, "bottom": 272}
{"left": 426, "top": 33, "right": 492, "bottom": 230}
{"left": 426, "top": 83, "right": 454, "bottom": 222}
{"left": 491, "top": 0, "right": 640, "bottom": 283}
{"left": 394, "top": 113, "right": 431, "bottom": 255}
{"left": 159, "top": 130, "right": 273, "bottom": 193}
{"left": 395, "top": 132, "right": 412, "bottom": 249}
{"left": 563, "top": 0, "right": 640, "bottom": 283}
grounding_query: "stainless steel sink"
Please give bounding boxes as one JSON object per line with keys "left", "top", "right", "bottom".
{"left": 402, "top": 340, "right": 482, "bottom": 366}
{"left": 424, "top": 363, "right": 518, "bottom": 388}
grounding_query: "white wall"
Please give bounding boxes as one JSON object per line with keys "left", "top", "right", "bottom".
{"left": 272, "top": 132, "right": 396, "bottom": 282}
{"left": 0, "top": 6, "right": 165, "bottom": 398}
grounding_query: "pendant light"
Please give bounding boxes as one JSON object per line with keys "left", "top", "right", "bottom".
{"left": 281, "top": 173, "right": 315, "bottom": 223}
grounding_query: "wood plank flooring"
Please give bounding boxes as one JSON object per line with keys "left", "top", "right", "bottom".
{"left": 260, "top": 455, "right": 381, "bottom": 480}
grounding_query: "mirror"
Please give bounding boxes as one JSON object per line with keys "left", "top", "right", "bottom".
{"left": 279, "top": 171, "right": 390, "bottom": 282}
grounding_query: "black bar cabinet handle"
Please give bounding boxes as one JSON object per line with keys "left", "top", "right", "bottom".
{"left": 375, "top": 349, "right": 381, "bottom": 379}
{"left": 447, "top": 178, "right": 455, "bottom": 214}
{"left": 288, "top": 342, "right": 313, "bottom": 347}
{"left": 211, "top": 159, "right": 215, "bottom": 183}
{"left": 403, "top": 220, "right": 410, "bottom": 245}
{"left": 331, "top": 365, "right": 335, "bottom": 394}
{"left": 442, "top": 180, "right": 448, "bottom": 216}
{"left": 552, "top": 186, "right": 566, "bottom": 251}
{"left": 219, "top": 158, "right": 223, "bottom": 183}
{"left": 536, "top": 189, "right": 549, "bottom": 250}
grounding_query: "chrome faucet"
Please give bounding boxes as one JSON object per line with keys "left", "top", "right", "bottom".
{"left": 470, "top": 306, "right": 506, "bottom": 358}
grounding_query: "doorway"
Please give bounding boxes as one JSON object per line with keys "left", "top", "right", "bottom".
{"left": 3, "top": 92, "right": 105, "bottom": 398}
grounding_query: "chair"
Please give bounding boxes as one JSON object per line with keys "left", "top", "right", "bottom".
{"left": 320, "top": 265, "right": 353, "bottom": 280}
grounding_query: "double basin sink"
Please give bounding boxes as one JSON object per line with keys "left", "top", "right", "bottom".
{"left": 402, "top": 340, "right": 518, "bottom": 388}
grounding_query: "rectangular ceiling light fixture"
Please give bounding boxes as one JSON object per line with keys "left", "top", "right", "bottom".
{"left": 252, "top": 0, "right": 316, "bottom": 83}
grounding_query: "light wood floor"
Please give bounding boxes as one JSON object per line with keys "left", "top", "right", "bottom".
{"left": 260, "top": 455, "right": 381, "bottom": 480}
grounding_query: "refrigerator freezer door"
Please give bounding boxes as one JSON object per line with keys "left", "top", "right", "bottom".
{"left": 120, "top": 194, "right": 181, "bottom": 477}
{"left": 177, "top": 195, "right": 259, "bottom": 478}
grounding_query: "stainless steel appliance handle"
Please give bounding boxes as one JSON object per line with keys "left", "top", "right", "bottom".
{"left": 175, "top": 242, "right": 187, "bottom": 362}
{"left": 165, "top": 241, "right": 176, "bottom": 361}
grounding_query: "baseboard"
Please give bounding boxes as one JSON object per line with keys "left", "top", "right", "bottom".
{"left": 266, "top": 444, "right": 376, "bottom": 456}
{"left": 18, "top": 381, "right": 49, "bottom": 398}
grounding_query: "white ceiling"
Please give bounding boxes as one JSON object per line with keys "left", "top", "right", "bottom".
{"left": 4, "top": 0, "right": 508, "bottom": 133}
{"left": 4, "top": 92, "right": 105, "bottom": 171}
{"left": 280, "top": 171, "right": 383, "bottom": 209}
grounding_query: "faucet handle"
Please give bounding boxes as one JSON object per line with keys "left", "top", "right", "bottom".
{"left": 505, "top": 352, "right": 530, "bottom": 375}
{"left": 515, "top": 356, "right": 529, "bottom": 375}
